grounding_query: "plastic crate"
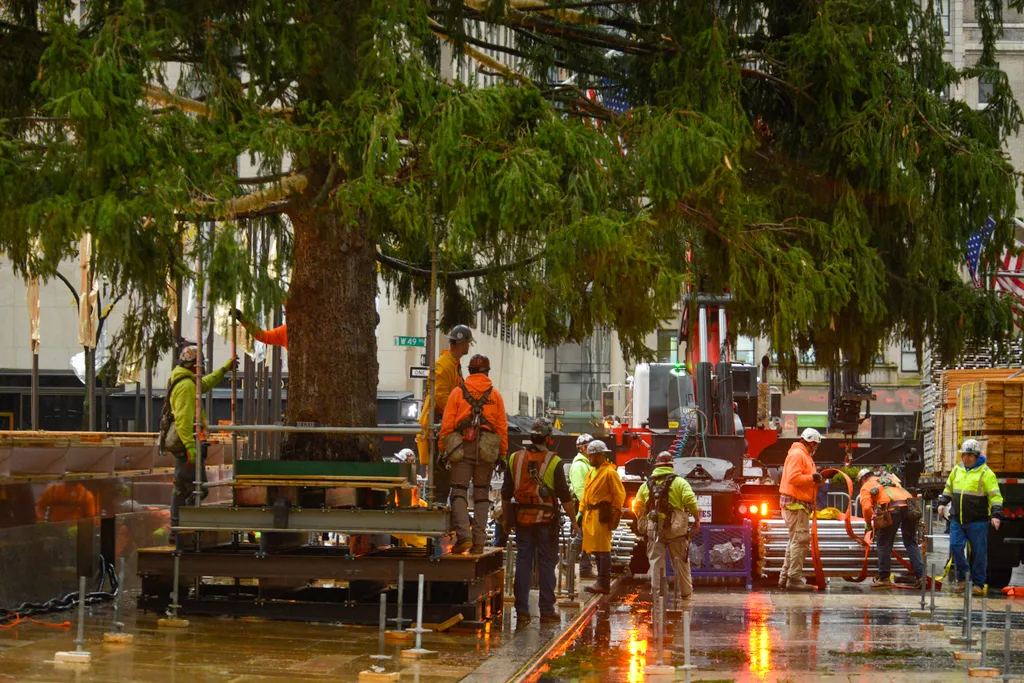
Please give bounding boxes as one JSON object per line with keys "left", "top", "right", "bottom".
{"left": 668, "top": 520, "right": 752, "bottom": 590}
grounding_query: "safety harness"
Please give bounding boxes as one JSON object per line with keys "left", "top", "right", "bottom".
{"left": 455, "top": 381, "right": 493, "bottom": 442}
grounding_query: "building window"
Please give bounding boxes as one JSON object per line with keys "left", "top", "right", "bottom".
{"left": 735, "top": 336, "right": 755, "bottom": 365}
{"left": 799, "top": 348, "right": 816, "bottom": 365}
{"left": 656, "top": 330, "right": 678, "bottom": 363}
{"left": 901, "top": 342, "right": 919, "bottom": 373}
{"left": 937, "top": 0, "right": 950, "bottom": 35}
{"left": 979, "top": 64, "right": 998, "bottom": 105}
{"left": 519, "top": 392, "right": 529, "bottom": 415}
{"left": 535, "top": 397, "right": 543, "bottom": 417}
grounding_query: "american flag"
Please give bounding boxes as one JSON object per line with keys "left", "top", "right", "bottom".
{"left": 966, "top": 216, "right": 996, "bottom": 285}
{"left": 994, "top": 244, "right": 1024, "bottom": 330}
{"left": 599, "top": 77, "right": 631, "bottom": 114}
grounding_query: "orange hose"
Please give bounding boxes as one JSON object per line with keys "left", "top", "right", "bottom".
{"left": 810, "top": 469, "right": 920, "bottom": 587}
{"left": 0, "top": 613, "right": 71, "bottom": 630}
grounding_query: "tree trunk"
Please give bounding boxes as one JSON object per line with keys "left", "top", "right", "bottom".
{"left": 281, "top": 201, "right": 380, "bottom": 461}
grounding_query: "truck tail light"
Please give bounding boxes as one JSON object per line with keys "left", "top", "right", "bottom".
{"left": 760, "top": 502, "right": 768, "bottom": 516}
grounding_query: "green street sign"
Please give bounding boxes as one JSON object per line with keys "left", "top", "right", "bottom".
{"left": 394, "top": 336, "right": 426, "bottom": 347}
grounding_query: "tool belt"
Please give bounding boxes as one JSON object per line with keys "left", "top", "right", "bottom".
{"left": 586, "top": 501, "right": 621, "bottom": 529}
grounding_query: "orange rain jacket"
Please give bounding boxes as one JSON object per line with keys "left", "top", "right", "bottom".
{"left": 858, "top": 474, "right": 913, "bottom": 523}
{"left": 439, "top": 372, "right": 508, "bottom": 455}
{"left": 247, "top": 323, "right": 288, "bottom": 348}
{"left": 779, "top": 440, "right": 818, "bottom": 503}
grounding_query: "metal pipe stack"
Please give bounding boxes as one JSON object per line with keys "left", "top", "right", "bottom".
{"left": 759, "top": 519, "right": 879, "bottom": 577}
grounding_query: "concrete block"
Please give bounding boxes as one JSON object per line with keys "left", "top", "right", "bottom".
{"left": 54, "top": 650, "right": 91, "bottom": 665}
{"left": 954, "top": 651, "right": 983, "bottom": 662}
{"left": 641, "top": 664, "right": 675, "bottom": 681}
{"left": 358, "top": 671, "right": 400, "bottom": 683}
{"left": 399, "top": 649, "right": 437, "bottom": 663}
{"left": 967, "top": 668, "right": 1000, "bottom": 678}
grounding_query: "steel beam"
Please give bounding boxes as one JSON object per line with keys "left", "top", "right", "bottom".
{"left": 175, "top": 505, "right": 452, "bottom": 534}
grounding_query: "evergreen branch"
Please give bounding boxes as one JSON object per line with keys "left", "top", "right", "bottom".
{"left": 190, "top": 174, "right": 309, "bottom": 218}
{"left": 739, "top": 68, "right": 817, "bottom": 105}
{"left": 377, "top": 250, "right": 543, "bottom": 280}
{"left": 143, "top": 85, "right": 212, "bottom": 117}
{"left": 237, "top": 173, "right": 291, "bottom": 185}
{"left": 308, "top": 163, "right": 341, "bottom": 209}
{"left": 430, "top": 20, "right": 528, "bottom": 81}
{"left": 908, "top": 99, "right": 970, "bottom": 155}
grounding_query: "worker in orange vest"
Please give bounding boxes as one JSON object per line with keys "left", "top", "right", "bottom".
{"left": 439, "top": 353, "right": 507, "bottom": 554}
{"left": 858, "top": 468, "right": 925, "bottom": 588}
{"left": 778, "top": 428, "right": 823, "bottom": 591}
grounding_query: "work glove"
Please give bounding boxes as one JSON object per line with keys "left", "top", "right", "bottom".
{"left": 187, "top": 449, "right": 196, "bottom": 466}
{"left": 864, "top": 522, "right": 873, "bottom": 534}
{"left": 937, "top": 505, "right": 947, "bottom": 520}
{"left": 991, "top": 517, "right": 1001, "bottom": 530}
{"left": 570, "top": 520, "right": 580, "bottom": 538}
{"left": 811, "top": 472, "right": 823, "bottom": 484}
{"left": 233, "top": 308, "right": 245, "bottom": 322}
{"left": 223, "top": 356, "right": 239, "bottom": 372}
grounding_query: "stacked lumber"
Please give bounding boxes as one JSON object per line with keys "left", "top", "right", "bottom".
{"left": 933, "top": 375, "right": 1024, "bottom": 474}
{"left": 941, "top": 369, "right": 1023, "bottom": 407}
{"left": 933, "top": 407, "right": 959, "bottom": 474}
{"left": 956, "top": 379, "right": 1024, "bottom": 432}
{"left": 974, "top": 435, "right": 1024, "bottom": 472}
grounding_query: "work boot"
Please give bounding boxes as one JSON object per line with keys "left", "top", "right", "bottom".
{"left": 972, "top": 585, "right": 985, "bottom": 596}
{"left": 469, "top": 544, "right": 485, "bottom": 555}
{"left": 452, "top": 539, "right": 472, "bottom": 555}
{"left": 539, "top": 613, "right": 560, "bottom": 624}
{"left": 777, "top": 577, "right": 788, "bottom": 590}
{"left": 585, "top": 583, "right": 610, "bottom": 594}
{"left": 515, "top": 613, "right": 532, "bottom": 626}
{"left": 954, "top": 582, "right": 965, "bottom": 594}
{"left": 871, "top": 578, "right": 894, "bottom": 589}
{"left": 912, "top": 577, "right": 925, "bottom": 590}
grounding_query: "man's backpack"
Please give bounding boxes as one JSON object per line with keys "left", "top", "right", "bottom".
{"left": 158, "top": 375, "right": 192, "bottom": 456}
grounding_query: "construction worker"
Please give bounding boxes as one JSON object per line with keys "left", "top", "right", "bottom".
{"left": 418, "top": 324, "right": 474, "bottom": 504}
{"left": 857, "top": 468, "right": 925, "bottom": 588}
{"left": 581, "top": 439, "right": 625, "bottom": 594}
{"left": 164, "top": 346, "right": 237, "bottom": 528}
{"left": 778, "top": 427, "right": 824, "bottom": 591}
{"left": 439, "top": 353, "right": 507, "bottom": 554}
{"left": 569, "top": 433, "right": 595, "bottom": 578}
{"left": 936, "top": 439, "right": 1004, "bottom": 594}
{"left": 503, "top": 418, "right": 578, "bottom": 623}
{"left": 35, "top": 481, "right": 98, "bottom": 523}
{"left": 637, "top": 451, "right": 700, "bottom": 602}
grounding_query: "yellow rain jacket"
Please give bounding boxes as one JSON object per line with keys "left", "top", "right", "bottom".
{"left": 581, "top": 461, "right": 625, "bottom": 554}
{"left": 417, "top": 350, "right": 462, "bottom": 465}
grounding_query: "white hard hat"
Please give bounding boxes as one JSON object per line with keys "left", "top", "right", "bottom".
{"left": 800, "top": 427, "right": 822, "bottom": 444}
{"left": 856, "top": 468, "right": 872, "bottom": 483}
{"left": 587, "top": 439, "right": 612, "bottom": 455}
{"left": 395, "top": 448, "right": 415, "bottom": 463}
{"left": 576, "top": 433, "right": 594, "bottom": 448}
{"left": 960, "top": 438, "right": 982, "bottom": 455}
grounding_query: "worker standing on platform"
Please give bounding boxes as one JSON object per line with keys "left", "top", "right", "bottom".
{"left": 162, "top": 346, "right": 237, "bottom": 529}
{"left": 418, "top": 324, "right": 474, "bottom": 503}
{"left": 637, "top": 451, "right": 700, "bottom": 602}
{"left": 858, "top": 468, "right": 925, "bottom": 588}
{"left": 569, "top": 433, "right": 595, "bottom": 578}
{"left": 440, "top": 353, "right": 507, "bottom": 554}
{"left": 503, "top": 418, "right": 579, "bottom": 624}
{"left": 778, "top": 427, "right": 823, "bottom": 591}
{"left": 581, "top": 440, "right": 625, "bottom": 595}
{"left": 936, "top": 439, "right": 1003, "bottom": 594}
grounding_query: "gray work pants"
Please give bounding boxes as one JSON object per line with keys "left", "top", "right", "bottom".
{"left": 647, "top": 524, "right": 692, "bottom": 601}
{"left": 449, "top": 440, "right": 492, "bottom": 547}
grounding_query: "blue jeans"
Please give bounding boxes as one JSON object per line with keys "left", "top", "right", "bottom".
{"left": 514, "top": 523, "right": 557, "bottom": 617}
{"left": 950, "top": 519, "right": 989, "bottom": 586}
{"left": 874, "top": 507, "right": 924, "bottom": 580}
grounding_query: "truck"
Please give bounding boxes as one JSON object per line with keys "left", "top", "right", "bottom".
{"left": 918, "top": 369, "right": 1024, "bottom": 589}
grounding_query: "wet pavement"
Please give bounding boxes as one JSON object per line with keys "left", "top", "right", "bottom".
{"left": 539, "top": 582, "right": 1024, "bottom": 682}
{"left": 2, "top": 577, "right": 1024, "bottom": 681}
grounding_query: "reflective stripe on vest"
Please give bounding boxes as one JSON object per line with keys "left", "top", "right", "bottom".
{"left": 511, "top": 448, "right": 558, "bottom": 525}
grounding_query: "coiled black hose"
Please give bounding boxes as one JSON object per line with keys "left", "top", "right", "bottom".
{"left": 0, "top": 554, "right": 119, "bottom": 626}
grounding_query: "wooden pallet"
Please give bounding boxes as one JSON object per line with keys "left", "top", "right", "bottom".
{"left": 941, "top": 369, "right": 1024, "bottom": 407}
{"left": 956, "top": 379, "right": 1024, "bottom": 432}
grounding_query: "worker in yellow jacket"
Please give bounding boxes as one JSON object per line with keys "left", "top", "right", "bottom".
{"left": 581, "top": 440, "right": 625, "bottom": 594}
{"left": 417, "top": 324, "right": 473, "bottom": 504}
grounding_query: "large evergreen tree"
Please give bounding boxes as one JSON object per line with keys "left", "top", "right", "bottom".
{"left": 1, "top": 0, "right": 1021, "bottom": 458}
